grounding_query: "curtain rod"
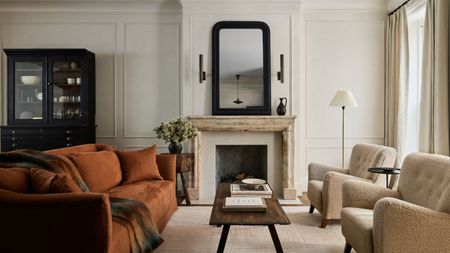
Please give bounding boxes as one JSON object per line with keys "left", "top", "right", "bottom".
{"left": 388, "top": 0, "right": 411, "bottom": 16}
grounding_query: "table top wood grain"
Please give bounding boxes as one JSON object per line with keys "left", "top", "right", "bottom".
{"left": 209, "top": 183, "right": 291, "bottom": 226}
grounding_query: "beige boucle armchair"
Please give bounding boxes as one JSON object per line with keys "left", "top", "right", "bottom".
{"left": 308, "top": 143, "right": 397, "bottom": 228}
{"left": 341, "top": 152, "right": 450, "bottom": 253}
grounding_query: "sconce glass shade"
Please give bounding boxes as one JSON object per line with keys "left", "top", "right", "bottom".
{"left": 329, "top": 90, "right": 359, "bottom": 107}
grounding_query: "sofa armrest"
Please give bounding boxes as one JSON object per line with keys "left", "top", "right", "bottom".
{"left": 373, "top": 198, "right": 450, "bottom": 253}
{"left": 156, "top": 154, "right": 177, "bottom": 183}
{"left": 0, "top": 189, "right": 112, "bottom": 253}
{"left": 342, "top": 180, "right": 400, "bottom": 209}
{"left": 308, "top": 162, "right": 348, "bottom": 181}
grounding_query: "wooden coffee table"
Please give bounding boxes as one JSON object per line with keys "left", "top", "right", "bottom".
{"left": 209, "top": 183, "right": 290, "bottom": 253}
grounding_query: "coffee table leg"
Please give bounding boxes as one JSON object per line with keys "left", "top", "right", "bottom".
{"left": 217, "top": 225, "right": 230, "bottom": 253}
{"left": 268, "top": 224, "right": 284, "bottom": 253}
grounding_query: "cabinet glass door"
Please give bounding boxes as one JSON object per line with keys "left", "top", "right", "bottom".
{"left": 49, "top": 59, "right": 83, "bottom": 123}
{"left": 13, "top": 60, "right": 45, "bottom": 123}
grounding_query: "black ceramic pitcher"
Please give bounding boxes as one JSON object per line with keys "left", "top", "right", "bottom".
{"left": 276, "top": 97, "right": 287, "bottom": 116}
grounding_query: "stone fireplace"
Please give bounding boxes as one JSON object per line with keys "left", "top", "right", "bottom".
{"left": 187, "top": 116, "right": 296, "bottom": 200}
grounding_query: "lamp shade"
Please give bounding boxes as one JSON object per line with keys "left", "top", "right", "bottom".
{"left": 329, "top": 89, "right": 359, "bottom": 107}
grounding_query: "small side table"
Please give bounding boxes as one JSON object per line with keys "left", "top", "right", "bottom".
{"left": 174, "top": 153, "right": 195, "bottom": 206}
{"left": 368, "top": 167, "right": 400, "bottom": 188}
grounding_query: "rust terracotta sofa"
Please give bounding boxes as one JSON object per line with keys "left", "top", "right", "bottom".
{"left": 0, "top": 144, "right": 177, "bottom": 253}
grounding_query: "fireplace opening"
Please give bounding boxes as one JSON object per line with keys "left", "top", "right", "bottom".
{"left": 215, "top": 145, "right": 267, "bottom": 186}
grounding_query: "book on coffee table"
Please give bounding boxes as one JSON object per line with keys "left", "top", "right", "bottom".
{"left": 230, "top": 183, "right": 272, "bottom": 198}
{"left": 223, "top": 197, "right": 267, "bottom": 212}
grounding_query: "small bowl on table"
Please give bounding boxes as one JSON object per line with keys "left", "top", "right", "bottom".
{"left": 241, "top": 178, "right": 266, "bottom": 189}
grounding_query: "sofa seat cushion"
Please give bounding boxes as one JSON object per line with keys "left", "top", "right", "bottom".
{"left": 341, "top": 207, "right": 374, "bottom": 253}
{"left": 111, "top": 222, "right": 131, "bottom": 253}
{"left": 67, "top": 151, "right": 122, "bottom": 193}
{"left": 108, "top": 180, "right": 177, "bottom": 232}
{"left": 115, "top": 146, "right": 163, "bottom": 184}
{"left": 308, "top": 180, "right": 323, "bottom": 212}
{"left": 0, "top": 167, "right": 30, "bottom": 193}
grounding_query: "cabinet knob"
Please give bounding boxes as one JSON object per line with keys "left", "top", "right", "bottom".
{"left": 11, "top": 143, "right": 17, "bottom": 148}
{"left": 66, "top": 143, "right": 72, "bottom": 147}
{"left": 11, "top": 130, "right": 16, "bottom": 134}
{"left": 47, "top": 82, "right": 52, "bottom": 86}
{"left": 66, "top": 130, "right": 72, "bottom": 134}
{"left": 66, "top": 137, "right": 72, "bottom": 141}
{"left": 11, "top": 137, "right": 17, "bottom": 141}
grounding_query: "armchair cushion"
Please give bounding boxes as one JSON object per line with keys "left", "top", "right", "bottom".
{"left": 348, "top": 144, "right": 397, "bottom": 181}
{"left": 373, "top": 197, "right": 450, "bottom": 253}
{"left": 0, "top": 167, "right": 30, "bottom": 193}
{"left": 341, "top": 207, "right": 374, "bottom": 253}
{"left": 67, "top": 151, "right": 122, "bottom": 193}
{"left": 399, "top": 152, "right": 450, "bottom": 212}
{"left": 115, "top": 145, "right": 163, "bottom": 184}
{"left": 308, "top": 162, "right": 348, "bottom": 181}
{"left": 342, "top": 180, "right": 400, "bottom": 209}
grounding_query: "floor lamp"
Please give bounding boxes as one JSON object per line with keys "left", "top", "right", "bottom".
{"left": 329, "top": 90, "right": 358, "bottom": 169}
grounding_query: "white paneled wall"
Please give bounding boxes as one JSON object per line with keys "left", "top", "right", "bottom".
{"left": 299, "top": 6, "right": 387, "bottom": 190}
{"left": 0, "top": 0, "right": 389, "bottom": 193}
{"left": 0, "top": 6, "right": 182, "bottom": 151}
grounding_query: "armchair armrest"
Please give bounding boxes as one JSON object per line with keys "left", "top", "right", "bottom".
{"left": 156, "top": 154, "right": 176, "bottom": 182}
{"left": 0, "top": 189, "right": 112, "bottom": 253}
{"left": 373, "top": 198, "right": 450, "bottom": 253}
{"left": 308, "top": 162, "right": 348, "bottom": 181}
{"left": 321, "top": 172, "right": 370, "bottom": 218}
{"left": 342, "top": 180, "right": 400, "bottom": 209}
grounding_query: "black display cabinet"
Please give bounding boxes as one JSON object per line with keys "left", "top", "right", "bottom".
{"left": 1, "top": 49, "right": 96, "bottom": 151}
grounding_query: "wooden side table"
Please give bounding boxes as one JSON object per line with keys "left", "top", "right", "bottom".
{"left": 174, "top": 153, "right": 195, "bottom": 206}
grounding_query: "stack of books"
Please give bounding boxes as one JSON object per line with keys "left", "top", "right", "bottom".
{"left": 222, "top": 197, "right": 267, "bottom": 212}
{"left": 230, "top": 183, "right": 273, "bottom": 198}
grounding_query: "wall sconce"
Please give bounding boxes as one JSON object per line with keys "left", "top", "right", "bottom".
{"left": 277, "top": 54, "right": 284, "bottom": 83}
{"left": 199, "top": 54, "right": 206, "bottom": 83}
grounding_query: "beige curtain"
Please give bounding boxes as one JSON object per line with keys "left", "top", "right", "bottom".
{"left": 419, "top": 0, "right": 449, "bottom": 155}
{"left": 385, "top": 6, "right": 410, "bottom": 162}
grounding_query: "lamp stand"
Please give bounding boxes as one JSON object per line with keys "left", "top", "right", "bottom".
{"left": 341, "top": 106, "right": 345, "bottom": 169}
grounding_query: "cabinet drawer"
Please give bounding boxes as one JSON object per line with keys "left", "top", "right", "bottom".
{"left": 1, "top": 136, "right": 42, "bottom": 151}
{"left": 44, "top": 128, "right": 91, "bottom": 136}
{"left": 43, "top": 136, "right": 83, "bottom": 150}
{"left": 1, "top": 128, "right": 44, "bottom": 136}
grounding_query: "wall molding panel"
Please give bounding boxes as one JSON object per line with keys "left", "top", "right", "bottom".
{"left": 0, "top": 9, "right": 182, "bottom": 151}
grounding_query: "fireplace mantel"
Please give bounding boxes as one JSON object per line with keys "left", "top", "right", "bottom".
{"left": 188, "top": 115, "right": 297, "bottom": 200}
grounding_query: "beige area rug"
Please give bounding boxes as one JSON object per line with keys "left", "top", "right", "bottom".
{"left": 155, "top": 206, "right": 351, "bottom": 253}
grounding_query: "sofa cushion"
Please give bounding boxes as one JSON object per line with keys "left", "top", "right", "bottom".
{"left": 0, "top": 167, "right": 30, "bottom": 193}
{"left": 30, "top": 168, "right": 82, "bottom": 194}
{"left": 341, "top": 207, "right": 374, "bottom": 253}
{"left": 107, "top": 180, "right": 177, "bottom": 232}
{"left": 115, "top": 146, "right": 163, "bottom": 184}
{"left": 67, "top": 151, "right": 122, "bottom": 193}
{"left": 45, "top": 144, "right": 114, "bottom": 156}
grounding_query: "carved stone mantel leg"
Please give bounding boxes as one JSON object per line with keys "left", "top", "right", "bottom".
{"left": 188, "top": 131, "right": 200, "bottom": 200}
{"left": 282, "top": 129, "right": 297, "bottom": 200}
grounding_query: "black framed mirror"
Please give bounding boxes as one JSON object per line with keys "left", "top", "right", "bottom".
{"left": 212, "top": 21, "right": 271, "bottom": 115}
